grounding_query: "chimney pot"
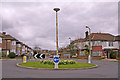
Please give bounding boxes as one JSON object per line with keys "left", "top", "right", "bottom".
{"left": 3, "top": 32, "right": 6, "bottom": 35}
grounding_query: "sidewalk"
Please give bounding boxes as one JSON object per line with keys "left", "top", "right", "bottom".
{"left": 0, "top": 58, "right": 22, "bottom": 60}
{"left": 102, "top": 59, "right": 118, "bottom": 61}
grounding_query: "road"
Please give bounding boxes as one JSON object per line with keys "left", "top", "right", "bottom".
{"left": 2, "top": 59, "right": 118, "bottom": 78}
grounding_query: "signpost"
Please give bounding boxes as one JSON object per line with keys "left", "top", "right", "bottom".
{"left": 53, "top": 56, "right": 59, "bottom": 69}
{"left": 34, "top": 53, "right": 45, "bottom": 67}
{"left": 34, "top": 53, "right": 45, "bottom": 59}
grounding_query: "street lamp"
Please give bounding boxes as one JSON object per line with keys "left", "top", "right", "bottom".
{"left": 54, "top": 8, "right": 60, "bottom": 56}
{"left": 86, "top": 26, "right": 92, "bottom": 64}
{"left": 69, "top": 37, "right": 71, "bottom": 44}
{"left": 69, "top": 37, "right": 71, "bottom": 58}
{"left": 53, "top": 8, "right": 60, "bottom": 69}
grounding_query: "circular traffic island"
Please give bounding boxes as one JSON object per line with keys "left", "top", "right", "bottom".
{"left": 17, "top": 60, "right": 98, "bottom": 70}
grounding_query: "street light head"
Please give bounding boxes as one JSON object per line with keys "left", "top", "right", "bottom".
{"left": 53, "top": 8, "right": 60, "bottom": 12}
{"left": 86, "top": 26, "right": 89, "bottom": 28}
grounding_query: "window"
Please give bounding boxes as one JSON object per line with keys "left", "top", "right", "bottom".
{"left": 7, "top": 40, "right": 10, "bottom": 43}
{"left": 0, "top": 48, "right": 1, "bottom": 53}
{"left": 80, "top": 51, "right": 85, "bottom": 56}
{"left": 11, "top": 49, "right": 16, "bottom": 53}
{"left": 22, "top": 48, "right": 25, "bottom": 51}
{"left": 93, "top": 51, "right": 102, "bottom": 56}
{"left": 92, "top": 41, "right": 95, "bottom": 46}
{"left": 0, "top": 38, "right": 2, "bottom": 43}
{"left": 17, "top": 50, "right": 20, "bottom": 55}
{"left": 98, "top": 41, "right": 102, "bottom": 46}
{"left": 22, "top": 46, "right": 25, "bottom": 49}
{"left": 103, "top": 42, "right": 107, "bottom": 47}
{"left": 109, "top": 42, "right": 113, "bottom": 46}
{"left": 11, "top": 41, "right": 16, "bottom": 45}
{"left": 17, "top": 44, "right": 21, "bottom": 47}
{"left": 22, "top": 51, "right": 25, "bottom": 54}
{"left": 92, "top": 41, "right": 102, "bottom": 46}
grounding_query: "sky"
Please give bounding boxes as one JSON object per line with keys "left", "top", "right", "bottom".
{"left": 1, "top": 2, "right": 118, "bottom": 50}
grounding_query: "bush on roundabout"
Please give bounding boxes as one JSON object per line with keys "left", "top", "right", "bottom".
{"left": 41, "top": 60, "right": 76, "bottom": 65}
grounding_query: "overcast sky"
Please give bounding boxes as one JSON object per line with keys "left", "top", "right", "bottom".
{"left": 1, "top": 2, "right": 118, "bottom": 50}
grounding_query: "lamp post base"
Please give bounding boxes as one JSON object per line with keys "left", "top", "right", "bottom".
{"left": 88, "top": 55, "right": 91, "bottom": 64}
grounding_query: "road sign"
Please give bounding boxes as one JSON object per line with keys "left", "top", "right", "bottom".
{"left": 34, "top": 53, "right": 45, "bottom": 59}
{"left": 53, "top": 57, "right": 59, "bottom": 63}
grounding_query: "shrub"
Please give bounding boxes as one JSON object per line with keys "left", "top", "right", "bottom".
{"left": 84, "top": 50, "right": 89, "bottom": 56}
{"left": 110, "top": 50, "right": 116, "bottom": 59}
{"left": 1, "top": 52, "right": 6, "bottom": 57}
{"left": 101, "top": 56, "right": 105, "bottom": 59}
{"left": 8, "top": 52, "right": 16, "bottom": 58}
{"left": 40, "top": 60, "right": 76, "bottom": 65}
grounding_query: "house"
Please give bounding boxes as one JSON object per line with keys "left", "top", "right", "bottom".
{"left": 60, "top": 32, "right": 120, "bottom": 59}
{"left": 88, "top": 33, "right": 119, "bottom": 59}
{"left": 0, "top": 32, "right": 33, "bottom": 56}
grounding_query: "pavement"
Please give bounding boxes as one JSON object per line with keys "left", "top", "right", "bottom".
{"left": 2, "top": 59, "right": 118, "bottom": 78}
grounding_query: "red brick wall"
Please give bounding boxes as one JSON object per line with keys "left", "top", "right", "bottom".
{"left": 92, "top": 46, "right": 104, "bottom": 56}
{"left": 92, "top": 46, "right": 102, "bottom": 51}
{"left": 0, "top": 43, "right": 2, "bottom": 48}
{"left": 2, "top": 40, "right": 6, "bottom": 49}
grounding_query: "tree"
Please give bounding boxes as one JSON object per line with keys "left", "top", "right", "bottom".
{"left": 33, "top": 46, "right": 41, "bottom": 57}
{"left": 33, "top": 46, "right": 41, "bottom": 53}
{"left": 68, "top": 41, "right": 79, "bottom": 56}
{"left": 83, "top": 45, "right": 90, "bottom": 56}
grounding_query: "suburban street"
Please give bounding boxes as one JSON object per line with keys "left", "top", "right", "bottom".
{"left": 2, "top": 59, "right": 118, "bottom": 78}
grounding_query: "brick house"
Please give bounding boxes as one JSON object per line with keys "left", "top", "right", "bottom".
{"left": 88, "top": 33, "right": 119, "bottom": 58}
{"left": 61, "top": 32, "right": 120, "bottom": 59}
{"left": 0, "top": 32, "right": 33, "bottom": 56}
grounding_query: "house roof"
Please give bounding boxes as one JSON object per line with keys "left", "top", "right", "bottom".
{"left": 1, "top": 33, "right": 17, "bottom": 40}
{"left": 87, "top": 33, "right": 115, "bottom": 41}
{"left": 71, "top": 33, "right": 119, "bottom": 43}
{"left": 74, "top": 38, "right": 86, "bottom": 43}
{"left": 115, "top": 35, "right": 120, "bottom": 41}
{"left": 0, "top": 32, "right": 33, "bottom": 50}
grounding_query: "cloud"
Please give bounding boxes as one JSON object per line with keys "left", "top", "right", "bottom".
{"left": 1, "top": 2, "right": 118, "bottom": 50}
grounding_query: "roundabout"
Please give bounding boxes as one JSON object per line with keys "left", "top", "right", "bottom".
{"left": 2, "top": 59, "right": 118, "bottom": 78}
{"left": 16, "top": 60, "right": 98, "bottom": 70}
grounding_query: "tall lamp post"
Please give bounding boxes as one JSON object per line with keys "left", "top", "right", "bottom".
{"left": 53, "top": 8, "right": 60, "bottom": 69}
{"left": 69, "top": 37, "right": 71, "bottom": 44}
{"left": 69, "top": 37, "right": 71, "bottom": 58}
{"left": 86, "top": 26, "right": 92, "bottom": 64}
{"left": 53, "top": 8, "right": 60, "bottom": 56}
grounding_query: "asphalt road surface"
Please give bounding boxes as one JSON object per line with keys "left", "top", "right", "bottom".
{"left": 2, "top": 59, "right": 118, "bottom": 78}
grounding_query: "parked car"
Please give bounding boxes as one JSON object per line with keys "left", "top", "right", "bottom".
{"left": 50, "top": 55, "right": 53, "bottom": 58}
{"left": 50, "top": 55, "right": 60, "bottom": 58}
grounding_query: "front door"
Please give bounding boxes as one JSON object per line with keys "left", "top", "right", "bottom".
{"left": 104, "top": 50, "right": 109, "bottom": 59}
{"left": 106, "top": 51, "right": 109, "bottom": 59}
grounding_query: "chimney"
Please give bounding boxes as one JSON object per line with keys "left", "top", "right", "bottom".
{"left": 85, "top": 31, "right": 88, "bottom": 38}
{"left": 2, "top": 32, "right": 6, "bottom": 35}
